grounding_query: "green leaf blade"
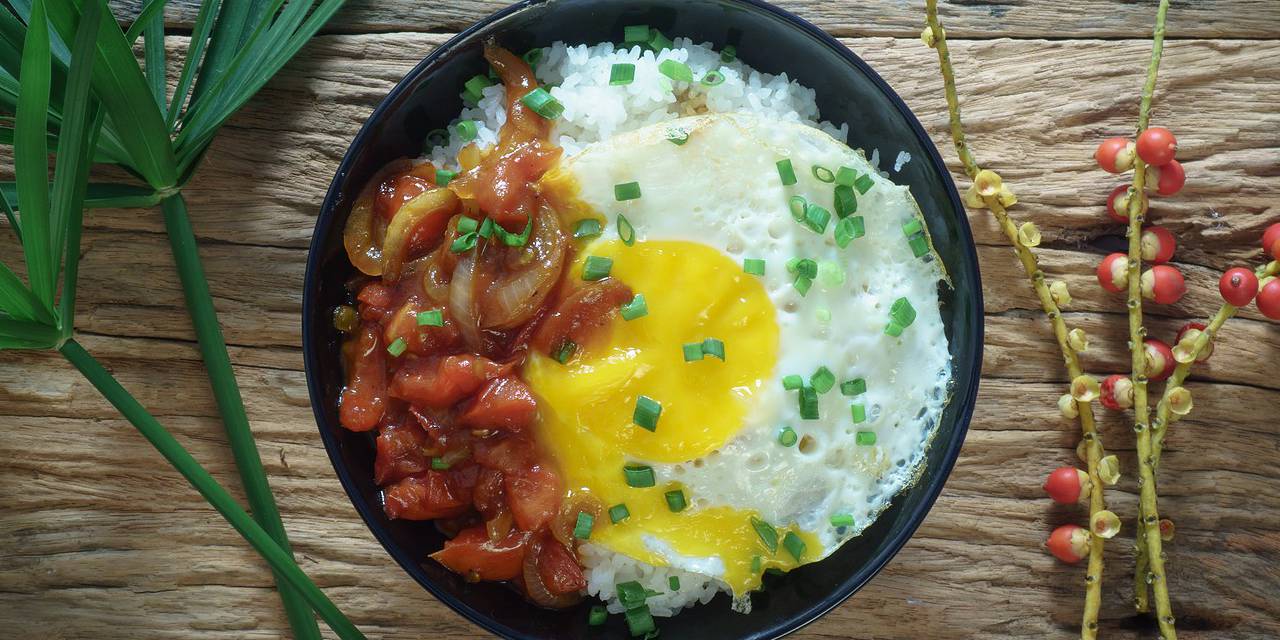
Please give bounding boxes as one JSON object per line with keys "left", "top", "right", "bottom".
{"left": 14, "top": 0, "right": 55, "bottom": 312}
{"left": 142, "top": 4, "right": 165, "bottom": 109}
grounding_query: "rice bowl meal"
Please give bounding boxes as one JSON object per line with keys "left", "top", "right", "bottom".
{"left": 333, "top": 28, "right": 952, "bottom": 636}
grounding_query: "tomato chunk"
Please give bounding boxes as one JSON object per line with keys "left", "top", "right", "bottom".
{"left": 373, "top": 419, "right": 438, "bottom": 485}
{"left": 537, "top": 536, "right": 587, "bottom": 595}
{"left": 338, "top": 323, "right": 387, "bottom": 432}
{"left": 390, "top": 354, "right": 511, "bottom": 409}
{"left": 473, "top": 435, "right": 536, "bottom": 475}
{"left": 532, "top": 279, "right": 633, "bottom": 353}
{"left": 504, "top": 464, "right": 562, "bottom": 531}
{"left": 458, "top": 377, "right": 538, "bottom": 431}
{"left": 431, "top": 526, "right": 532, "bottom": 581}
{"left": 383, "top": 468, "right": 476, "bottom": 520}
{"left": 375, "top": 174, "right": 432, "bottom": 221}
{"left": 382, "top": 300, "right": 461, "bottom": 357}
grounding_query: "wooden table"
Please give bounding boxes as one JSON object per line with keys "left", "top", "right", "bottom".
{"left": 3, "top": 1, "right": 1278, "bottom": 638}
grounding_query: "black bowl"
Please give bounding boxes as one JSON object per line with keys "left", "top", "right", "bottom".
{"left": 303, "top": 0, "right": 983, "bottom": 637}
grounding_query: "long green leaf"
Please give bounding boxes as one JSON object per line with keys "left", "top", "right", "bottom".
{"left": 166, "top": 0, "right": 220, "bottom": 128}
{"left": 58, "top": 108, "right": 102, "bottom": 338}
{"left": 142, "top": 4, "right": 165, "bottom": 110}
{"left": 6, "top": 0, "right": 69, "bottom": 66}
{"left": 1, "top": 182, "right": 161, "bottom": 210}
{"left": 0, "top": 313, "right": 59, "bottom": 349}
{"left": 188, "top": 0, "right": 250, "bottom": 106}
{"left": 0, "top": 260, "right": 54, "bottom": 324}
{"left": 123, "top": 0, "right": 167, "bottom": 44}
{"left": 14, "top": 0, "right": 55, "bottom": 311}
{"left": 0, "top": 183, "right": 19, "bottom": 243}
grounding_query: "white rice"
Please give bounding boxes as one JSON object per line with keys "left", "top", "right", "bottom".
{"left": 421, "top": 38, "right": 852, "bottom": 618}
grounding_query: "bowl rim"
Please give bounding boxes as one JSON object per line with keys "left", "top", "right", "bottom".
{"left": 302, "top": 0, "right": 983, "bottom": 637}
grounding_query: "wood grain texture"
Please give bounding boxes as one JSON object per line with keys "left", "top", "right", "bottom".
{"left": 3, "top": 4, "right": 1279, "bottom": 639}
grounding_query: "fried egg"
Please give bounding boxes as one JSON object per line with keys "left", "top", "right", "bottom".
{"left": 526, "top": 113, "right": 951, "bottom": 597}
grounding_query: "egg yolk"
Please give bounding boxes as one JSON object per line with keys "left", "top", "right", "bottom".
{"left": 524, "top": 239, "right": 821, "bottom": 595}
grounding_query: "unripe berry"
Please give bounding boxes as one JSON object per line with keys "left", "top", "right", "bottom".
{"left": 1140, "top": 226, "right": 1176, "bottom": 264}
{"left": 1136, "top": 127, "right": 1177, "bottom": 166}
{"left": 1043, "top": 467, "right": 1092, "bottom": 504}
{"left": 1218, "top": 267, "right": 1259, "bottom": 307}
{"left": 1046, "top": 524, "right": 1091, "bottom": 564}
{"left": 1144, "top": 159, "right": 1185, "bottom": 196}
{"left": 1095, "top": 137, "right": 1136, "bottom": 173}
{"left": 1263, "top": 222, "right": 1280, "bottom": 261}
{"left": 1141, "top": 265, "right": 1187, "bottom": 304}
{"left": 1144, "top": 338, "right": 1176, "bottom": 381}
{"left": 1106, "top": 185, "right": 1146, "bottom": 223}
{"left": 1257, "top": 278, "right": 1280, "bottom": 321}
{"left": 1175, "top": 321, "right": 1213, "bottom": 363}
{"left": 1099, "top": 374, "right": 1134, "bottom": 411}
{"left": 1096, "top": 253, "right": 1129, "bottom": 293}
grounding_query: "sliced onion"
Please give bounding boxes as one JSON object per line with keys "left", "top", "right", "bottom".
{"left": 380, "top": 187, "right": 460, "bottom": 281}
{"left": 450, "top": 253, "right": 482, "bottom": 350}
{"left": 550, "top": 493, "right": 605, "bottom": 549}
{"left": 343, "top": 195, "right": 384, "bottom": 275}
{"left": 477, "top": 204, "right": 566, "bottom": 330}
{"left": 522, "top": 534, "right": 582, "bottom": 609}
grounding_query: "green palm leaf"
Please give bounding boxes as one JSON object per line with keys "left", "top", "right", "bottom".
{"left": 14, "top": 0, "right": 54, "bottom": 311}
{"left": 142, "top": 5, "right": 165, "bottom": 109}
{"left": 0, "top": 182, "right": 161, "bottom": 210}
{"left": 166, "top": 0, "right": 220, "bottom": 128}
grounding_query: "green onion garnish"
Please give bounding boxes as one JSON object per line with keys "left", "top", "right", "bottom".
{"left": 456, "top": 216, "right": 479, "bottom": 235}
{"left": 519, "top": 86, "right": 564, "bottom": 119}
{"left": 854, "top": 173, "right": 876, "bottom": 194}
{"left": 841, "top": 378, "right": 867, "bottom": 396}
{"left": 851, "top": 404, "right": 867, "bottom": 424}
{"left": 610, "top": 63, "right": 636, "bottom": 85}
{"left": 496, "top": 217, "right": 533, "bottom": 247}
{"left": 834, "top": 184, "right": 857, "bottom": 218}
{"left": 788, "top": 195, "right": 807, "bottom": 222}
{"left": 669, "top": 576, "right": 680, "bottom": 591}
{"left": 812, "top": 165, "right": 835, "bottom": 183}
{"left": 609, "top": 503, "right": 631, "bottom": 523}
{"left": 817, "top": 261, "right": 845, "bottom": 286}
{"left": 455, "top": 119, "right": 478, "bottom": 142}
{"left": 633, "top": 396, "right": 662, "bottom": 432}
{"left": 750, "top": 517, "right": 779, "bottom": 553}
{"left": 890, "top": 297, "right": 917, "bottom": 328}
{"left": 618, "top": 214, "right": 636, "bottom": 245}
{"left": 665, "top": 489, "right": 687, "bottom": 512}
{"left": 667, "top": 127, "right": 690, "bottom": 145}
{"left": 574, "top": 218, "right": 603, "bottom": 239}
{"left": 908, "top": 234, "right": 930, "bottom": 258}
{"left": 782, "top": 531, "right": 806, "bottom": 561}
{"left": 463, "top": 74, "right": 493, "bottom": 104}
{"left": 617, "top": 580, "right": 648, "bottom": 608}
{"left": 799, "top": 386, "right": 819, "bottom": 419}
{"left": 802, "top": 203, "right": 831, "bottom": 234}
{"left": 624, "top": 464, "right": 656, "bottom": 487}
{"left": 620, "top": 294, "right": 648, "bottom": 320}
{"left": 856, "top": 430, "right": 876, "bottom": 445}
{"left": 450, "top": 232, "right": 478, "bottom": 253}
{"left": 624, "top": 24, "right": 651, "bottom": 44}
{"left": 523, "top": 47, "right": 544, "bottom": 69}
{"left": 720, "top": 44, "right": 737, "bottom": 63}
{"left": 574, "top": 511, "right": 594, "bottom": 539}
{"left": 751, "top": 555, "right": 762, "bottom": 573}
{"left": 788, "top": 258, "right": 817, "bottom": 279}
{"left": 416, "top": 309, "right": 444, "bottom": 327}
{"left": 701, "top": 69, "right": 725, "bottom": 86}
{"left": 782, "top": 374, "right": 803, "bottom": 391}
{"left": 658, "top": 59, "right": 693, "bottom": 82}
{"left": 776, "top": 158, "right": 797, "bottom": 186}
{"left": 435, "top": 169, "right": 457, "bottom": 187}
{"left": 625, "top": 605, "right": 656, "bottom": 637}
{"left": 835, "top": 166, "right": 857, "bottom": 187}
{"left": 386, "top": 337, "right": 407, "bottom": 357}
{"left": 426, "top": 128, "right": 449, "bottom": 147}
{"left": 811, "top": 366, "right": 835, "bottom": 394}
{"left": 648, "top": 28, "right": 673, "bottom": 52}
{"left": 743, "top": 258, "right": 766, "bottom": 276}
{"left": 777, "top": 426, "right": 797, "bottom": 447}
{"left": 478, "top": 217, "right": 495, "bottom": 239}
{"left": 701, "top": 338, "right": 725, "bottom": 361}
{"left": 589, "top": 606, "right": 608, "bottom": 626}
{"left": 902, "top": 219, "right": 924, "bottom": 236}
{"left": 682, "top": 342, "right": 703, "bottom": 361}
{"left": 884, "top": 322, "right": 904, "bottom": 337}
{"left": 816, "top": 308, "right": 831, "bottom": 323}
{"left": 615, "top": 181, "right": 642, "bottom": 201}
{"left": 552, "top": 340, "right": 576, "bottom": 364}
{"left": 430, "top": 457, "right": 449, "bottom": 470}
{"left": 793, "top": 276, "right": 813, "bottom": 297}
{"left": 835, "top": 215, "right": 865, "bottom": 248}
{"left": 830, "top": 513, "right": 855, "bottom": 528}
{"left": 583, "top": 255, "right": 613, "bottom": 281}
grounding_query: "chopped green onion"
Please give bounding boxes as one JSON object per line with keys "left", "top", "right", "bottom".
{"left": 902, "top": 219, "right": 924, "bottom": 236}
{"left": 835, "top": 215, "right": 866, "bottom": 248}
{"left": 841, "top": 378, "right": 867, "bottom": 396}
{"left": 523, "top": 47, "right": 544, "bottom": 69}
{"left": 416, "top": 309, "right": 444, "bottom": 327}
{"left": 426, "top": 128, "right": 449, "bottom": 147}
{"left": 633, "top": 396, "right": 662, "bottom": 431}
{"left": 777, "top": 426, "right": 797, "bottom": 447}
{"left": 430, "top": 457, "right": 449, "bottom": 470}
{"left": 776, "top": 159, "right": 797, "bottom": 186}
{"left": 463, "top": 74, "right": 493, "bottom": 104}
{"left": 610, "top": 62, "right": 636, "bottom": 85}
{"left": 583, "top": 256, "right": 614, "bottom": 281}
{"left": 574, "top": 511, "right": 595, "bottom": 539}
{"left": 830, "top": 513, "right": 855, "bottom": 528}
{"left": 456, "top": 216, "right": 479, "bottom": 235}
{"left": 617, "top": 581, "right": 648, "bottom": 608}
{"left": 854, "top": 173, "right": 876, "bottom": 194}
{"left": 625, "top": 606, "right": 656, "bottom": 637}
{"left": 552, "top": 340, "right": 576, "bottom": 364}
{"left": 720, "top": 45, "right": 737, "bottom": 63}
{"left": 682, "top": 342, "right": 703, "bottom": 362}
{"left": 856, "top": 430, "right": 876, "bottom": 446}
{"left": 618, "top": 214, "right": 636, "bottom": 245}
{"left": 574, "top": 218, "right": 603, "bottom": 239}
{"left": 478, "top": 217, "right": 495, "bottom": 239}
{"left": 450, "top": 232, "right": 478, "bottom": 253}
{"left": 615, "top": 181, "right": 642, "bottom": 201}
{"left": 496, "top": 217, "right": 533, "bottom": 247}
{"left": 669, "top": 576, "right": 680, "bottom": 591}
{"left": 817, "top": 261, "right": 845, "bottom": 286}
{"left": 782, "top": 531, "right": 806, "bottom": 561}
{"left": 789, "top": 258, "right": 817, "bottom": 279}
{"left": 624, "top": 464, "right": 656, "bottom": 487}
{"left": 666, "top": 127, "right": 690, "bottom": 145}
{"left": 454, "top": 119, "right": 478, "bottom": 142}
{"left": 743, "top": 258, "right": 766, "bottom": 276}
{"left": 811, "top": 366, "right": 835, "bottom": 394}
{"left": 835, "top": 166, "right": 857, "bottom": 187}
{"left": 793, "top": 275, "right": 813, "bottom": 297}
{"left": 701, "top": 69, "right": 725, "bottom": 86}
{"left": 665, "top": 489, "right": 687, "bottom": 512}
{"left": 701, "top": 338, "right": 725, "bottom": 361}
{"left": 799, "top": 386, "right": 819, "bottom": 419}
{"left": 788, "top": 195, "right": 808, "bottom": 222}
{"left": 890, "top": 297, "right": 917, "bottom": 327}
{"left": 851, "top": 404, "right": 867, "bottom": 424}
{"left": 648, "top": 28, "right": 673, "bottom": 52}
{"left": 908, "top": 234, "right": 930, "bottom": 258}
{"left": 620, "top": 294, "right": 648, "bottom": 320}
{"left": 816, "top": 307, "right": 831, "bottom": 323}
{"left": 751, "top": 555, "right": 762, "bottom": 572}
{"left": 884, "top": 322, "right": 904, "bottom": 337}
{"left": 750, "top": 517, "right": 779, "bottom": 553}
{"left": 658, "top": 59, "right": 693, "bottom": 82}
{"left": 624, "top": 24, "right": 651, "bottom": 44}
{"left": 519, "top": 86, "right": 564, "bottom": 119}
{"left": 802, "top": 203, "right": 831, "bottom": 234}
{"left": 589, "top": 606, "right": 608, "bottom": 626}
{"left": 435, "top": 169, "right": 457, "bottom": 186}
{"left": 812, "top": 165, "right": 835, "bottom": 183}
{"left": 782, "top": 374, "right": 803, "bottom": 391}
{"left": 609, "top": 503, "right": 631, "bottom": 523}
{"left": 834, "top": 184, "right": 857, "bottom": 218}
{"left": 386, "top": 337, "right": 407, "bottom": 357}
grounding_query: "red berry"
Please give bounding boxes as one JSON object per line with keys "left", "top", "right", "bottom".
{"left": 1175, "top": 321, "right": 1213, "bottom": 363}
{"left": 1258, "top": 278, "right": 1280, "bottom": 321}
{"left": 1043, "top": 467, "right": 1090, "bottom": 504}
{"left": 1106, "top": 184, "right": 1146, "bottom": 223}
{"left": 1141, "top": 265, "right": 1187, "bottom": 304}
{"left": 1263, "top": 222, "right": 1280, "bottom": 261}
{"left": 1046, "top": 524, "right": 1091, "bottom": 564}
{"left": 1096, "top": 253, "right": 1129, "bottom": 293}
{"left": 1136, "top": 127, "right": 1177, "bottom": 166}
{"left": 1099, "top": 374, "right": 1134, "bottom": 411}
{"left": 1140, "top": 226, "right": 1176, "bottom": 264}
{"left": 1095, "top": 137, "right": 1136, "bottom": 173}
{"left": 1145, "top": 159, "right": 1186, "bottom": 196}
{"left": 1144, "top": 338, "right": 1176, "bottom": 381}
{"left": 1218, "top": 267, "right": 1259, "bottom": 307}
